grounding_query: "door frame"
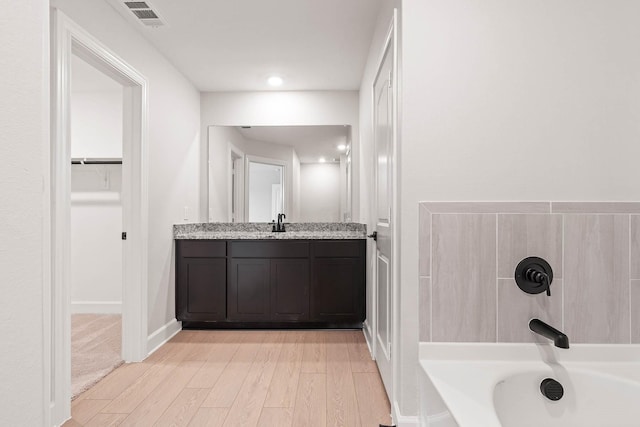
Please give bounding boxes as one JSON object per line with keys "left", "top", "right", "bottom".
{"left": 227, "top": 143, "right": 245, "bottom": 222}
{"left": 50, "top": 10, "right": 149, "bottom": 425}
{"left": 370, "top": 7, "right": 399, "bottom": 421}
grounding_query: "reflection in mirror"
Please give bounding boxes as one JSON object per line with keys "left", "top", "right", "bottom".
{"left": 247, "top": 159, "right": 284, "bottom": 222}
{"left": 208, "top": 125, "right": 352, "bottom": 223}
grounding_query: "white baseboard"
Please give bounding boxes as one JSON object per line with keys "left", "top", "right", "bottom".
{"left": 71, "top": 301, "right": 122, "bottom": 314}
{"left": 393, "top": 400, "right": 420, "bottom": 427}
{"left": 146, "top": 318, "right": 182, "bottom": 357}
{"left": 363, "top": 320, "right": 374, "bottom": 355}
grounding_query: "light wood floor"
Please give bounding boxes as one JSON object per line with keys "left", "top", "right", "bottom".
{"left": 64, "top": 330, "right": 392, "bottom": 427}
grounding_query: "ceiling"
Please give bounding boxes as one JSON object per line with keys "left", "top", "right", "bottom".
{"left": 105, "top": 0, "right": 384, "bottom": 91}
{"left": 238, "top": 125, "right": 350, "bottom": 163}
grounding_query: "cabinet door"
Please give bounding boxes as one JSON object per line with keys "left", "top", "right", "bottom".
{"left": 228, "top": 258, "right": 270, "bottom": 321}
{"left": 270, "top": 259, "right": 310, "bottom": 321}
{"left": 176, "top": 257, "right": 226, "bottom": 321}
{"left": 311, "top": 257, "right": 365, "bottom": 322}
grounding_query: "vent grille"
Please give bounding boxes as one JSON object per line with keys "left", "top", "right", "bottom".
{"left": 122, "top": 0, "right": 164, "bottom": 27}
{"left": 124, "top": 1, "right": 149, "bottom": 8}
{"left": 132, "top": 9, "right": 158, "bottom": 19}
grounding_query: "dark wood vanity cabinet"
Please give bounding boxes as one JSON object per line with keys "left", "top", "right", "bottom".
{"left": 176, "top": 239, "right": 365, "bottom": 328}
{"left": 176, "top": 241, "right": 227, "bottom": 321}
{"left": 310, "top": 241, "right": 365, "bottom": 322}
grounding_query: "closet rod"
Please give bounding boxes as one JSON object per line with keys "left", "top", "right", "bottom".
{"left": 71, "top": 158, "right": 122, "bottom": 165}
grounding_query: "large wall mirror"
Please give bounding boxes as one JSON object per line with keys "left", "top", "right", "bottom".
{"left": 208, "top": 125, "right": 352, "bottom": 223}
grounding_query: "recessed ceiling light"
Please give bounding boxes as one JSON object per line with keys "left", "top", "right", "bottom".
{"left": 337, "top": 144, "right": 347, "bottom": 151}
{"left": 267, "top": 76, "right": 283, "bottom": 87}
{"left": 318, "top": 157, "right": 326, "bottom": 163}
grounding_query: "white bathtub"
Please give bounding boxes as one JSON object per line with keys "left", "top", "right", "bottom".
{"left": 418, "top": 343, "right": 640, "bottom": 427}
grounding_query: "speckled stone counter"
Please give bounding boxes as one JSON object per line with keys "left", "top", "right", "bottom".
{"left": 173, "top": 222, "right": 367, "bottom": 240}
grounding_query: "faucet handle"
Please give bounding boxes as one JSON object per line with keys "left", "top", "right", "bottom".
{"left": 515, "top": 257, "right": 554, "bottom": 297}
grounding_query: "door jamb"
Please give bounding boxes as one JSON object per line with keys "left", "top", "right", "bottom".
{"left": 50, "top": 9, "right": 149, "bottom": 425}
{"left": 228, "top": 143, "right": 245, "bottom": 222}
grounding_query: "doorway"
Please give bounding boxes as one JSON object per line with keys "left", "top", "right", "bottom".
{"left": 69, "top": 53, "right": 125, "bottom": 397}
{"left": 50, "top": 10, "right": 149, "bottom": 425}
{"left": 245, "top": 156, "right": 286, "bottom": 222}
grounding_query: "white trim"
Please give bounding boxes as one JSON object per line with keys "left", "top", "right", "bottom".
{"left": 227, "top": 142, "right": 245, "bottom": 222}
{"left": 50, "top": 10, "right": 149, "bottom": 425}
{"left": 147, "top": 319, "right": 182, "bottom": 357}
{"left": 388, "top": 8, "right": 403, "bottom": 423}
{"left": 393, "top": 400, "right": 420, "bottom": 427}
{"left": 363, "top": 319, "right": 374, "bottom": 356}
{"left": 70, "top": 301, "right": 122, "bottom": 314}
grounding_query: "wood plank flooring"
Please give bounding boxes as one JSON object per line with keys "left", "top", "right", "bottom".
{"left": 65, "top": 330, "right": 391, "bottom": 427}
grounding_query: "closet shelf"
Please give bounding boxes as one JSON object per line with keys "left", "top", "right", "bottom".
{"left": 71, "top": 158, "right": 122, "bottom": 165}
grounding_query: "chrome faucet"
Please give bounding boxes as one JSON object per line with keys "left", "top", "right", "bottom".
{"left": 272, "top": 213, "right": 286, "bottom": 232}
{"left": 529, "top": 318, "right": 569, "bottom": 349}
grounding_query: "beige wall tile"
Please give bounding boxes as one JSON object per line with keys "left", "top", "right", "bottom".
{"left": 421, "top": 202, "right": 550, "bottom": 214}
{"left": 419, "top": 277, "right": 431, "bottom": 342}
{"left": 552, "top": 202, "right": 640, "bottom": 214}
{"left": 564, "top": 215, "right": 630, "bottom": 343}
{"left": 419, "top": 204, "right": 431, "bottom": 277}
{"left": 497, "top": 279, "right": 563, "bottom": 342}
{"left": 632, "top": 280, "right": 640, "bottom": 344}
{"left": 497, "top": 214, "right": 563, "bottom": 279}
{"left": 631, "top": 216, "right": 640, "bottom": 280}
{"left": 432, "top": 214, "right": 496, "bottom": 342}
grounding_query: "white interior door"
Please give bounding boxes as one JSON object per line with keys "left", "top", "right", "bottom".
{"left": 373, "top": 25, "right": 396, "bottom": 397}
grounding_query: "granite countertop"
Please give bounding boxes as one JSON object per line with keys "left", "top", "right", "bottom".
{"left": 173, "top": 222, "right": 367, "bottom": 240}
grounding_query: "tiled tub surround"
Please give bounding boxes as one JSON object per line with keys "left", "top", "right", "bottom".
{"left": 173, "top": 222, "right": 366, "bottom": 240}
{"left": 418, "top": 202, "right": 640, "bottom": 344}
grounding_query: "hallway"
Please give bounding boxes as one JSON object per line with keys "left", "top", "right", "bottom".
{"left": 64, "top": 330, "right": 391, "bottom": 426}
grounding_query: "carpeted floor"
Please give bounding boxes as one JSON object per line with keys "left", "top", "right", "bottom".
{"left": 71, "top": 314, "right": 123, "bottom": 399}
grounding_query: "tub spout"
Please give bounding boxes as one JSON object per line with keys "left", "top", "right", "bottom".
{"left": 529, "top": 318, "right": 569, "bottom": 349}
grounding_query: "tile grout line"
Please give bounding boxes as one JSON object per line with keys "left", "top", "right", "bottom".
{"left": 629, "top": 214, "right": 632, "bottom": 344}
{"left": 429, "top": 211, "right": 433, "bottom": 342}
{"left": 495, "top": 213, "right": 499, "bottom": 343}
{"left": 561, "top": 214, "right": 565, "bottom": 332}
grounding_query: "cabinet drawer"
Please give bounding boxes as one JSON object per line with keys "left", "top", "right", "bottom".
{"left": 179, "top": 240, "right": 226, "bottom": 258}
{"left": 312, "top": 240, "right": 363, "bottom": 258}
{"left": 230, "top": 241, "right": 309, "bottom": 258}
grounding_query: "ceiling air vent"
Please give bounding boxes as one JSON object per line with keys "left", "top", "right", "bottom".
{"left": 123, "top": 0, "right": 164, "bottom": 27}
{"left": 132, "top": 9, "right": 158, "bottom": 19}
{"left": 124, "top": 1, "right": 149, "bottom": 8}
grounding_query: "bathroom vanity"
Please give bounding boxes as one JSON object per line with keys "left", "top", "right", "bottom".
{"left": 174, "top": 223, "right": 366, "bottom": 328}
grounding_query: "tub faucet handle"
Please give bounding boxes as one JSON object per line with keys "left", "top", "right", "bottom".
{"left": 515, "top": 257, "right": 554, "bottom": 297}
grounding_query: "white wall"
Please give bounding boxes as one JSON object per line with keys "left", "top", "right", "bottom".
{"left": 300, "top": 163, "right": 341, "bottom": 222}
{"left": 70, "top": 165, "right": 122, "bottom": 312}
{"left": 70, "top": 91, "right": 123, "bottom": 158}
{"left": 0, "top": 0, "right": 49, "bottom": 424}
{"left": 200, "top": 91, "right": 360, "bottom": 221}
{"left": 52, "top": 0, "right": 201, "bottom": 336}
